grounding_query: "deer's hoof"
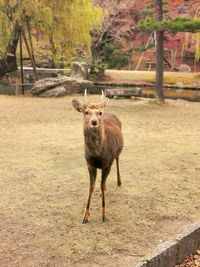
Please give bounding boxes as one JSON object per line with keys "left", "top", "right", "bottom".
{"left": 82, "top": 219, "right": 88, "bottom": 224}
{"left": 102, "top": 217, "right": 108, "bottom": 222}
{"left": 117, "top": 181, "right": 121, "bottom": 186}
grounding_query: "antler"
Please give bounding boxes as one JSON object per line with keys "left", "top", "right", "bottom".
{"left": 101, "top": 90, "right": 104, "bottom": 102}
{"left": 85, "top": 89, "right": 105, "bottom": 104}
{"left": 84, "top": 89, "right": 88, "bottom": 104}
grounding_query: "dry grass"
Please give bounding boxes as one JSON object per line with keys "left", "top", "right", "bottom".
{"left": 0, "top": 95, "right": 200, "bottom": 266}
{"left": 105, "top": 70, "right": 200, "bottom": 85}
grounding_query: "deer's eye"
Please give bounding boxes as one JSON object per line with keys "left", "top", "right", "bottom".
{"left": 85, "top": 111, "right": 89, "bottom": 115}
{"left": 99, "top": 112, "right": 102, "bottom": 116}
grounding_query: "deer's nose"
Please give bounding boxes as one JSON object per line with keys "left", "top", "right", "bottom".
{"left": 91, "top": 120, "right": 97, "bottom": 126}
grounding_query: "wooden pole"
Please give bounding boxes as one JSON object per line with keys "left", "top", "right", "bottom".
{"left": 20, "top": 32, "right": 24, "bottom": 95}
{"left": 26, "top": 17, "right": 37, "bottom": 70}
{"left": 135, "top": 32, "right": 153, "bottom": 71}
{"left": 22, "top": 30, "right": 39, "bottom": 81}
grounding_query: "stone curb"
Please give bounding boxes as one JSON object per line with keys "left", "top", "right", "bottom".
{"left": 135, "top": 222, "right": 200, "bottom": 267}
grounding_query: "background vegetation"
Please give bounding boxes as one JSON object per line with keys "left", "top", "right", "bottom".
{"left": 0, "top": 0, "right": 102, "bottom": 66}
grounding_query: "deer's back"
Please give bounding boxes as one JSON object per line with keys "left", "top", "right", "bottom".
{"left": 103, "top": 112, "right": 122, "bottom": 130}
{"left": 103, "top": 112, "right": 123, "bottom": 161}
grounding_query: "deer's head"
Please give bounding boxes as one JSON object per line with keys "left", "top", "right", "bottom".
{"left": 72, "top": 90, "right": 109, "bottom": 130}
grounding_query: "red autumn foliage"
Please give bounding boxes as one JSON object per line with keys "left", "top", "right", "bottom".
{"left": 171, "top": 0, "right": 186, "bottom": 8}
{"left": 92, "top": 0, "right": 200, "bottom": 71}
{"left": 175, "top": 246, "right": 200, "bottom": 267}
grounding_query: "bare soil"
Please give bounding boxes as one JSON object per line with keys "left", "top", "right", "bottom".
{"left": 0, "top": 94, "right": 199, "bottom": 267}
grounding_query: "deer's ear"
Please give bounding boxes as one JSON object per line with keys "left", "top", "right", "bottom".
{"left": 102, "top": 98, "right": 109, "bottom": 108}
{"left": 72, "top": 99, "right": 84, "bottom": 112}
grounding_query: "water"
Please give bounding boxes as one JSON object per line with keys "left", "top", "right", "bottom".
{"left": 0, "top": 80, "right": 14, "bottom": 95}
{"left": 1, "top": 72, "right": 200, "bottom": 101}
{"left": 0, "top": 71, "right": 24, "bottom": 95}
{"left": 95, "top": 85, "right": 200, "bottom": 102}
{"left": 0, "top": 69, "right": 57, "bottom": 95}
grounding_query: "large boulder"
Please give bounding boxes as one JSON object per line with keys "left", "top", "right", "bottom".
{"left": 38, "top": 86, "right": 66, "bottom": 97}
{"left": 71, "top": 61, "right": 89, "bottom": 80}
{"left": 31, "top": 76, "right": 93, "bottom": 97}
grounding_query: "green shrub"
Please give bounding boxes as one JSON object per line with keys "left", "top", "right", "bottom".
{"left": 103, "top": 44, "right": 128, "bottom": 69}
{"left": 89, "top": 63, "right": 105, "bottom": 81}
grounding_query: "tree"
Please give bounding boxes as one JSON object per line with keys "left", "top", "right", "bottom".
{"left": 155, "top": 0, "right": 164, "bottom": 103}
{"left": 138, "top": 0, "right": 200, "bottom": 103}
{"left": 182, "top": 5, "right": 200, "bottom": 69}
{"left": 0, "top": 0, "right": 102, "bottom": 78}
{"left": 90, "top": 0, "right": 141, "bottom": 66}
{"left": 0, "top": 2, "right": 21, "bottom": 79}
{"left": 90, "top": 1, "right": 125, "bottom": 65}
{"left": 164, "top": 38, "right": 184, "bottom": 71}
{"left": 0, "top": 22, "right": 20, "bottom": 79}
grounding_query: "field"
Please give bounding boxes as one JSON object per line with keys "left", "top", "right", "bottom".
{"left": 0, "top": 94, "right": 200, "bottom": 266}
{"left": 105, "top": 70, "right": 200, "bottom": 86}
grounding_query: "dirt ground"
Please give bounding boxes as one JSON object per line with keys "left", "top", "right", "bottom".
{"left": 0, "top": 94, "right": 199, "bottom": 267}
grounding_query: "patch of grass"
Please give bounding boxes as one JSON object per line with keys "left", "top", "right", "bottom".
{"left": 194, "top": 73, "right": 200, "bottom": 79}
{"left": 105, "top": 70, "right": 200, "bottom": 85}
{"left": 163, "top": 72, "right": 199, "bottom": 84}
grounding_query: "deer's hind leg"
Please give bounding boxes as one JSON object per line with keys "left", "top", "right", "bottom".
{"left": 101, "top": 166, "right": 111, "bottom": 222}
{"left": 116, "top": 157, "right": 121, "bottom": 186}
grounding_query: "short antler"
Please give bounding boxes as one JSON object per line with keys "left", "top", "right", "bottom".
{"left": 84, "top": 89, "right": 88, "bottom": 104}
{"left": 101, "top": 90, "right": 104, "bottom": 102}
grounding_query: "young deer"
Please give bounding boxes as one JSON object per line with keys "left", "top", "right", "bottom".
{"left": 72, "top": 91, "right": 123, "bottom": 223}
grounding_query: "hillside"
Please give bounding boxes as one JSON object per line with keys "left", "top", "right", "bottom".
{"left": 92, "top": 0, "right": 200, "bottom": 71}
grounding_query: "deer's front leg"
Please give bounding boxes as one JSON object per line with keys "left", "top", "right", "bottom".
{"left": 82, "top": 165, "right": 97, "bottom": 224}
{"left": 101, "top": 167, "right": 111, "bottom": 222}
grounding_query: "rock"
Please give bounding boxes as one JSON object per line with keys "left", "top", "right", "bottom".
{"left": 191, "top": 81, "right": 200, "bottom": 87}
{"left": 71, "top": 61, "right": 89, "bottom": 80}
{"left": 176, "top": 82, "right": 183, "bottom": 87}
{"left": 39, "top": 86, "right": 66, "bottom": 97}
{"left": 178, "top": 64, "right": 191, "bottom": 72}
{"left": 39, "top": 58, "right": 53, "bottom": 68}
{"left": 31, "top": 76, "right": 93, "bottom": 97}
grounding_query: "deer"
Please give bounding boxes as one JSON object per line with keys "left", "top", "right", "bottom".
{"left": 72, "top": 90, "right": 124, "bottom": 223}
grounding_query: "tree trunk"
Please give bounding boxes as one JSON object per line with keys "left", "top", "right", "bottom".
{"left": 22, "top": 30, "right": 39, "bottom": 81}
{"left": 0, "top": 23, "right": 21, "bottom": 80}
{"left": 49, "top": 33, "right": 57, "bottom": 68}
{"left": 171, "top": 46, "right": 177, "bottom": 70}
{"left": 155, "top": 0, "right": 165, "bottom": 103}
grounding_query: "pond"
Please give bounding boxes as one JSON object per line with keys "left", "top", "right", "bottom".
{"left": 0, "top": 69, "right": 58, "bottom": 95}
{"left": 0, "top": 80, "right": 15, "bottom": 95}
{"left": 0, "top": 79, "right": 33, "bottom": 95}
{"left": 94, "top": 85, "right": 200, "bottom": 102}
{"left": 1, "top": 71, "right": 200, "bottom": 101}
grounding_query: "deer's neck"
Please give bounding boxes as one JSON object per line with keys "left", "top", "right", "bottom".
{"left": 84, "top": 125, "right": 105, "bottom": 156}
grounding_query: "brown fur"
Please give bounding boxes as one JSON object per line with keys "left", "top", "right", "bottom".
{"left": 72, "top": 98, "right": 123, "bottom": 223}
{"left": 84, "top": 112, "right": 123, "bottom": 168}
